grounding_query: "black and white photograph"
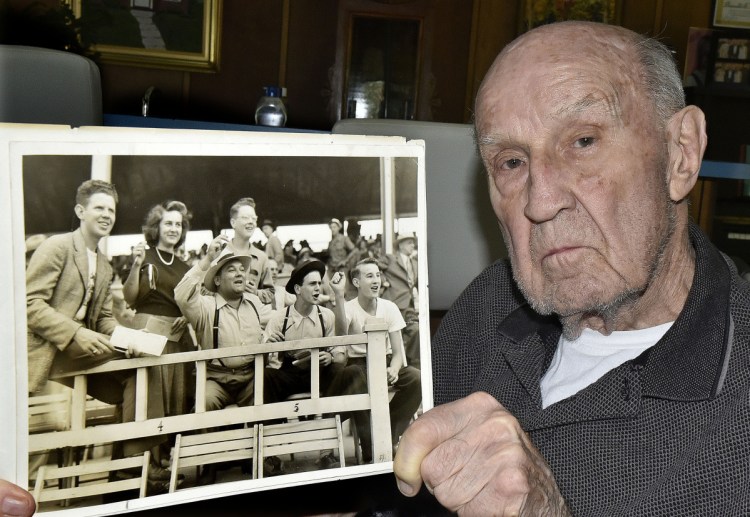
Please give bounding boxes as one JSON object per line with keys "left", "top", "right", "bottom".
{"left": 0, "top": 124, "right": 430, "bottom": 516}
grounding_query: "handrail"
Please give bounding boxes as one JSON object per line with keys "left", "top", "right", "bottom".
{"left": 48, "top": 334, "right": 370, "bottom": 377}
{"left": 31, "top": 321, "right": 394, "bottom": 464}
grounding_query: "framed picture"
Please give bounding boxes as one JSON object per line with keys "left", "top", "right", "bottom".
{"left": 707, "top": 32, "right": 750, "bottom": 90}
{"left": 520, "top": 0, "right": 620, "bottom": 32}
{"left": 714, "top": 0, "right": 750, "bottom": 29}
{"left": 67, "top": 0, "right": 222, "bottom": 72}
{"left": 0, "top": 123, "right": 431, "bottom": 516}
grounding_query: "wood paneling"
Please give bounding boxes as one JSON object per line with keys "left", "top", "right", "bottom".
{"left": 464, "top": 0, "right": 519, "bottom": 123}
{"left": 7, "top": 0, "right": 716, "bottom": 129}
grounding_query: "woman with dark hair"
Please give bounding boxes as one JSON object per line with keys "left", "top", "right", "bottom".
{"left": 123, "top": 200, "right": 194, "bottom": 421}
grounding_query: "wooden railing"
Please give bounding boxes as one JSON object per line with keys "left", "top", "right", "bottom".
{"left": 31, "top": 321, "right": 393, "bottom": 464}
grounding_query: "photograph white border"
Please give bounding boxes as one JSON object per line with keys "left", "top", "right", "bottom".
{"left": 0, "top": 123, "right": 432, "bottom": 516}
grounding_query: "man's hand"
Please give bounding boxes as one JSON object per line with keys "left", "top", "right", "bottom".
{"left": 329, "top": 271, "right": 346, "bottom": 297}
{"left": 386, "top": 365, "right": 400, "bottom": 385}
{"left": 70, "top": 327, "right": 113, "bottom": 357}
{"left": 393, "top": 391, "right": 570, "bottom": 517}
{"left": 201, "top": 235, "right": 229, "bottom": 268}
{"left": 318, "top": 350, "right": 333, "bottom": 367}
{"left": 170, "top": 316, "right": 188, "bottom": 335}
{"left": 265, "top": 329, "right": 285, "bottom": 343}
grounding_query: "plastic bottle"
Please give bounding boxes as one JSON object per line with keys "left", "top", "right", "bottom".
{"left": 255, "top": 86, "right": 287, "bottom": 127}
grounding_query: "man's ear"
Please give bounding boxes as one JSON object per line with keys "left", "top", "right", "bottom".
{"left": 214, "top": 276, "right": 221, "bottom": 289}
{"left": 294, "top": 284, "right": 302, "bottom": 295}
{"left": 666, "top": 105, "right": 707, "bottom": 202}
{"left": 352, "top": 277, "right": 360, "bottom": 289}
{"left": 74, "top": 204, "right": 85, "bottom": 221}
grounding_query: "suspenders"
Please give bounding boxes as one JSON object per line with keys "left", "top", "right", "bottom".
{"left": 280, "top": 305, "right": 326, "bottom": 338}
{"left": 211, "top": 297, "right": 260, "bottom": 367}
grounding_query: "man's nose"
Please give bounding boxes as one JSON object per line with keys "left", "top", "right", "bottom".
{"left": 523, "top": 157, "right": 575, "bottom": 223}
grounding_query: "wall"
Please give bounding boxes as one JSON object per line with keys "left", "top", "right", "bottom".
{"left": 7, "top": 0, "right": 717, "bottom": 130}
{"left": 465, "top": 0, "right": 713, "bottom": 117}
{"left": 95, "top": 0, "right": 475, "bottom": 130}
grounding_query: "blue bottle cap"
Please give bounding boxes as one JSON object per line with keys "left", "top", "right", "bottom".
{"left": 264, "top": 86, "right": 281, "bottom": 97}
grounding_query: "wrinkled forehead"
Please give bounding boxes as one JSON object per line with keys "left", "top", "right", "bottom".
{"left": 476, "top": 23, "right": 642, "bottom": 128}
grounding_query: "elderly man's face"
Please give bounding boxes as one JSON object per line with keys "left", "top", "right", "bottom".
{"left": 475, "top": 25, "right": 674, "bottom": 329}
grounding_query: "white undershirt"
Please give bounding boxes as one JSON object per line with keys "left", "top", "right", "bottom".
{"left": 540, "top": 322, "right": 673, "bottom": 408}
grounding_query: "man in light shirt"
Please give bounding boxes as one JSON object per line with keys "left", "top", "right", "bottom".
{"left": 330, "top": 258, "right": 421, "bottom": 463}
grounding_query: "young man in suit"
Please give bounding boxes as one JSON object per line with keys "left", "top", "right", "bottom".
{"left": 27, "top": 179, "right": 122, "bottom": 398}
{"left": 26, "top": 179, "right": 168, "bottom": 479}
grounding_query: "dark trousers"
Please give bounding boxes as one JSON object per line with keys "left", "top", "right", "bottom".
{"left": 327, "top": 357, "right": 421, "bottom": 463}
{"left": 401, "top": 320, "right": 421, "bottom": 369}
{"left": 263, "top": 359, "right": 344, "bottom": 402}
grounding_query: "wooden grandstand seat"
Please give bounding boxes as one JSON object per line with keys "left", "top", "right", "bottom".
{"left": 33, "top": 452, "right": 149, "bottom": 507}
{"left": 28, "top": 390, "right": 72, "bottom": 434}
{"left": 257, "top": 415, "right": 345, "bottom": 479}
{"left": 169, "top": 426, "right": 259, "bottom": 492}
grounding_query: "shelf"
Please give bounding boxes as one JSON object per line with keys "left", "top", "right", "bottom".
{"left": 699, "top": 160, "right": 750, "bottom": 179}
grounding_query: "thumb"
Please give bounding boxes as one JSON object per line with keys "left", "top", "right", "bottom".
{"left": 393, "top": 391, "right": 501, "bottom": 496}
{"left": 393, "top": 402, "right": 459, "bottom": 496}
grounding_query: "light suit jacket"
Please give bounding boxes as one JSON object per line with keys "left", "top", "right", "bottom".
{"left": 380, "top": 253, "right": 418, "bottom": 311}
{"left": 26, "top": 228, "right": 117, "bottom": 393}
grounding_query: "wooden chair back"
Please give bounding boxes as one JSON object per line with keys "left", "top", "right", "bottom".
{"left": 257, "top": 415, "right": 345, "bottom": 479}
{"left": 33, "top": 452, "right": 149, "bottom": 507}
{"left": 169, "top": 426, "right": 258, "bottom": 492}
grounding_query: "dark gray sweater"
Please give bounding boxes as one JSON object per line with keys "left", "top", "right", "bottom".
{"left": 432, "top": 224, "right": 750, "bottom": 516}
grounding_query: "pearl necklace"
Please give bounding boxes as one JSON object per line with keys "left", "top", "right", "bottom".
{"left": 155, "top": 248, "right": 174, "bottom": 266}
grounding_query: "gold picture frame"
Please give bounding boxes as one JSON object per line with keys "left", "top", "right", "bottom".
{"left": 68, "top": 0, "right": 222, "bottom": 72}
{"left": 714, "top": 0, "right": 750, "bottom": 29}
{"left": 520, "top": 0, "right": 620, "bottom": 32}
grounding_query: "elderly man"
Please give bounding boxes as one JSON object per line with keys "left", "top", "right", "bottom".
{"left": 394, "top": 21, "right": 748, "bottom": 516}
